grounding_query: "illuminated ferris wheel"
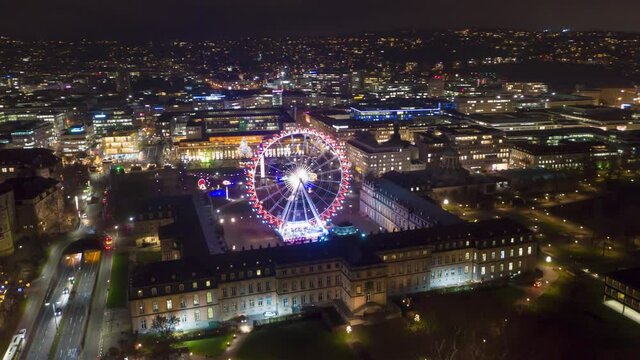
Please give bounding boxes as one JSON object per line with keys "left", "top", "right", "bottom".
{"left": 245, "top": 128, "right": 351, "bottom": 242}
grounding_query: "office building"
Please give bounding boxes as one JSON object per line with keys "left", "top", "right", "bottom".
{"left": 101, "top": 129, "right": 139, "bottom": 161}
{"left": 415, "top": 125, "right": 510, "bottom": 171}
{"left": 59, "top": 125, "right": 92, "bottom": 156}
{"left": 552, "top": 105, "right": 640, "bottom": 131}
{"left": 509, "top": 141, "right": 618, "bottom": 170}
{"left": 90, "top": 108, "right": 135, "bottom": 136}
{"left": 454, "top": 96, "right": 516, "bottom": 114}
{"left": 604, "top": 268, "right": 640, "bottom": 323}
{"left": 502, "top": 82, "right": 548, "bottom": 95}
{"left": 350, "top": 99, "right": 443, "bottom": 121}
{"left": 346, "top": 130, "right": 424, "bottom": 177}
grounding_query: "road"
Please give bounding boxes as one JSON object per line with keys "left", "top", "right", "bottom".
{"left": 21, "top": 261, "right": 74, "bottom": 360}
{"left": 17, "top": 174, "right": 107, "bottom": 359}
{"left": 81, "top": 251, "right": 112, "bottom": 360}
{"left": 53, "top": 253, "right": 100, "bottom": 360}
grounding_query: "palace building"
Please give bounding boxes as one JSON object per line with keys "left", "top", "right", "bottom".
{"left": 129, "top": 218, "right": 537, "bottom": 333}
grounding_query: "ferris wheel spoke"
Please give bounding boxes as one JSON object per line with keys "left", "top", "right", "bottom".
{"left": 261, "top": 184, "right": 290, "bottom": 206}
{"left": 310, "top": 181, "right": 340, "bottom": 198}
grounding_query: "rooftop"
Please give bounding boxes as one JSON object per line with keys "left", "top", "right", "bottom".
{"left": 365, "top": 176, "right": 462, "bottom": 226}
{"left": 3, "top": 176, "right": 59, "bottom": 200}
{"left": 130, "top": 218, "right": 530, "bottom": 290}
{"left": 0, "top": 148, "right": 60, "bottom": 168}
{"left": 607, "top": 268, "right": 640, "bottom": 290}
{"left": 511, "top": 141, "right": 612, "bottom": 156}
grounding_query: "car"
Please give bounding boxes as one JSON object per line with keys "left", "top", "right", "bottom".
{"left": 17, "top": 329, "right": 26, "bottom": 339}
{"left": 54, "top": 308, "right": 62, "bottom": 317}
{"left": 263, "top": 311, "right": 278, "bottom": 318}
{"left": 62, "top": 287, "right": 69, "bottom": 295}
{"left": 533, "top": 280, "right": 543, "bottom": 288}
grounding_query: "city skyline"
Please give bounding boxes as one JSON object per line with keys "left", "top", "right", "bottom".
{"left": 1, "top": 0, "right": 640, "bottom": 40}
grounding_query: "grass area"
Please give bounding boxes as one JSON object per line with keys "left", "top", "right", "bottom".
{"left": 174, "top": 333, "right": 235, "bottom": 357}
{"left": 237, "top": 319, "right": 355, "bottom": 360}
{"left": 350, "top": 279, "right": 640, "bottom": 360}
{"left": 135, "top": 250, "right": 161, "bottom": 264}
{"left": 106, "top": 252, "right": 129, "bottom": 309}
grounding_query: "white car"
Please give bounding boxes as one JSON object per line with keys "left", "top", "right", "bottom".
{"left": 263, "top": 311, "right": 278, "bottom": 318}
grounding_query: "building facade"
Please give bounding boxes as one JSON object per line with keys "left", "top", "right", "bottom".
{"left": 360, "top": 176, "right": 461, "bottom": 232}
{"left": 0, "top": 183, "right": 16, "bottom": 256}
{"left": 128, "top": 219, "right": 537, "bottom": 333}
{"left": 415, "top": 125, "right": 510, "bottom": 171}
{"left": 509, "top": 141, "right": 618, "bottom": 170}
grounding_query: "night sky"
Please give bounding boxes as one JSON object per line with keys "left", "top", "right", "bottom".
{"left": 1, "top": 0, "right": 639, "bottom": 40}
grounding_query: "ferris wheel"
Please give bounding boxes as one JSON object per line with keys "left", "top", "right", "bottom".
{"left": 245, "top": 128, "right": 351, "bottom": 242}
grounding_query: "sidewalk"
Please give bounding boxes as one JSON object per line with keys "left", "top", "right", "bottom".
{"left": 98, "top": 308, "right": 132, "bottom": 357}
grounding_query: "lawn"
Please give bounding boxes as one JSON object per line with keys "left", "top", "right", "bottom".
{"left": 135, "top": 250, "right": 161, "bottom": 264}
{"left": 237, "top": 318, "right": 355, "bottom": 360}
{"left": 350, "top": 280, "right": 640, "bottom": 360}
{"left": 106, "top": 252, "right": 129, "bottom": 308}
{"left": 174, "top": 334, "right": 234, "bottom": 357}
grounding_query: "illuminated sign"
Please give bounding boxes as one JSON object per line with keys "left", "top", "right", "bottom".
{"left": 197, "top": 178, "right": 207, "bottom": 191}
{"left": 69, "top": 127, "right": 85, "bottom": 134}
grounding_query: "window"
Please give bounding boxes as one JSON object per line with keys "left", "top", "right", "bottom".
{"left": 152, "top": 301, "right": 159, "bottom": 312}
{"left": 265, "top": 281, "right": 271, "bottom": 291}
{"left": 465, "top": 252, "right": 470, "bottom": 260}
{"left": 140, "top": 319, "right": 147, "bottom": 330}
{"left": 165, "top": 286, "right": 171, "bottom": 293}
{"left": 258, "top": 297, "right": 263, "bottom": 306}
{"left": 181, "top": 312, "right": 187, "bottom": 323}
{"left": 194, "top": 310, "right": 201, "bottom": 321}
{"left": 266, "top": 296, "right": 272, "bottom": 306}
{"left": 193, "top": 294, "right": 200, "bottom": 306}
{"left": 166, "top": 299, "right": 173, "bottom": 310}
{"left": 231, "top": 287, "right": 237, "bottom": 296}
{"left": 180, "top": 297, "right": 186, "bottom": 308}
{"left": 256, "top": 269, "right": 262, "bottom": 276}
{"left": 464, "top": 266, "right": 469, "bottom": 273}
{"left": 206, "top": 292, "right": 213, "bottom": 304}
{"left": 249, "top": 284, "right": 254, "bottom": 293}
{"left": 480, "top": 266, "right": 486, "bottom": 275}
{"left": 222, "top": 288, "right": 228, "bottom": 297}
{"left": 509, "top": 262, "right": 514, "bottom": 271}
{"left": 206, "top": 280, "right": 211, "bottom": 287}
{"left": 356, "top": 286, "right": 362, "bottom": 295}
{"left": 250, "top": 298, "right": 255, "bottom": 307}
{"left": 192, "top": 282, "right": 198, "bottom": 289}
{"left": 207, "top": 307, "right": 214, "bottom": 319}
{"left": 151, "top": 288, "right": 157, "bottom": 296}
{"left": 500, "top": 250, "right": 505, "bottom": 259}
{"left": 518, "top": 248, "right": 523, "bottom": 256}
{"left": 527, "top": 246, "right": 532, "bottom": 255}
{"left": 178, "top": 284, "right": 184, "bottom": 291}
{"left": 138, "top": 302, "right": 144, "bottom": 315}
{"left": 481, "top": 253, "right": 486, "bottom": 261}
{"left": 137, "top": 290, "right": 143, "bottom": 297}
{"left": 283, "top": 298, "right": 289, "bottom": 307}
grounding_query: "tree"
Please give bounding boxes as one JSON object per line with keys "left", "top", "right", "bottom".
{"left": 150, "top": 314, "right": 180, "bottom": 359}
